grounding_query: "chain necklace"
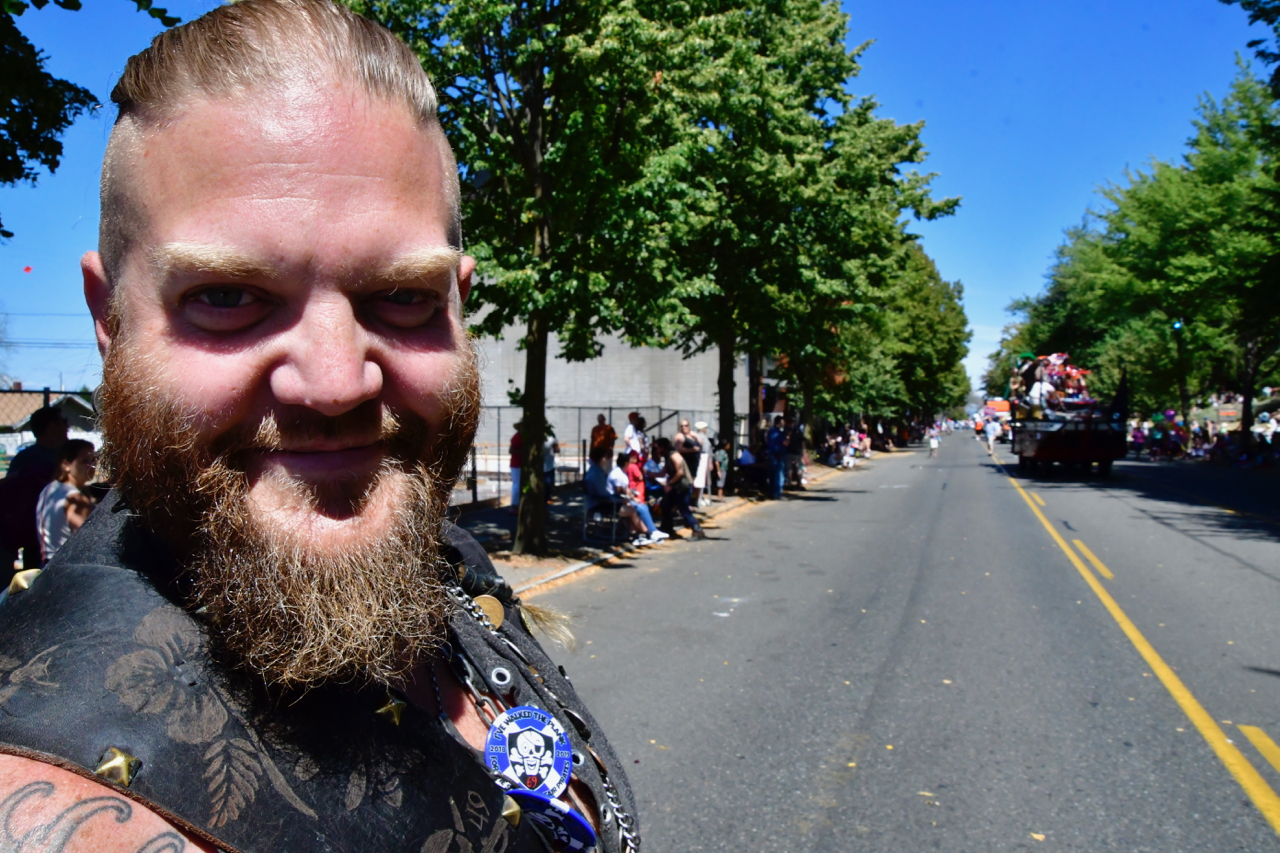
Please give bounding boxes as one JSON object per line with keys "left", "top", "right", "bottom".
{"left": 445, "top": 582, "right": 641, "bottom": 853}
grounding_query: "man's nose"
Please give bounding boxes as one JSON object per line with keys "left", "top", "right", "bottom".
{"left": 269, "top": 296, "right": 382, "bottom": 416}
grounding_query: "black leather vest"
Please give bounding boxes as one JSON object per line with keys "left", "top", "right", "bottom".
{"left": 0, "top": 493, "right": 638, "bottom": 853}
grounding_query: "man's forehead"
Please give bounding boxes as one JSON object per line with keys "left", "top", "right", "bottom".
{"left": 116, "top": 87, "right": 449, "bottom": 213}
{"left": 108, "top": 87, "right": 456, "bottom": 282}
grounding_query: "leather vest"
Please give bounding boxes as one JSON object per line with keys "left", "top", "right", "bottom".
{"left": 0, "top": 493, "right": 638, "bottom": 853}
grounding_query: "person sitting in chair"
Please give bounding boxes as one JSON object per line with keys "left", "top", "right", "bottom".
{"left": 584, "top": 446, "right": 653, "bottom": 544}
{"left": 610, "top": 452, "right": 666, "bottom": 543}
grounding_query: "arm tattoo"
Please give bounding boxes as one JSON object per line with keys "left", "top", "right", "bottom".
{"left": 0, "top": 781, "right": 187, "bottom": 853}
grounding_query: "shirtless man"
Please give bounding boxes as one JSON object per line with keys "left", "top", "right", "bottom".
{"left": 653, "top": 437, "right": 706, "bottom": 540}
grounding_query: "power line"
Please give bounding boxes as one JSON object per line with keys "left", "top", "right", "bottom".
{"left": 0, "top": 312, "right": 91, "bottom": 317}
{"left": 3, "top": 340, "right": 98, "bottom": 349}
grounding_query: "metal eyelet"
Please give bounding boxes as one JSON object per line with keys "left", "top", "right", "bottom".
{"left": 490, "top": 666, "right": 513, "bottom": 688}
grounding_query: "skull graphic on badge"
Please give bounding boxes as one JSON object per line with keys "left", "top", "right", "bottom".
{"left": 484, "top": 706, "right": 572, "bottom": 798}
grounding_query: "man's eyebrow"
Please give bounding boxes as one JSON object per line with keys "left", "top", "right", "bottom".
{"left": 375, "top": 247, "right": 462, "bottom": 283}
{"left": 152, "top": 242, "right": 278, "bottom": 279}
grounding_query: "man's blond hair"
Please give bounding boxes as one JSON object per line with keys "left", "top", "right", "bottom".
{"left": 100, "top": 0, "right": 460, "bottom": 285}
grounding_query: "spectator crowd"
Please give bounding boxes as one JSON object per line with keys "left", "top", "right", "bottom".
{"left": 0, "top": 406, "right": 101, "bottom": 582}
{"left": 505, "top": 410, "right": 887, "bottom": 547}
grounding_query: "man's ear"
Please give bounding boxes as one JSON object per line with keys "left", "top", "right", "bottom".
{"left": 82, "top": 252, "right": 113, "bottom": 359}
{"left": 457, "top": 254, "right": 475, "bottom": 305}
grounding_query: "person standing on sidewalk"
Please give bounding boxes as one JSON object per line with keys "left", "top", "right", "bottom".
{"left": 765, "top": 416, "right": 786, "bottom": 499}
{"left": 591, "top": 413, "right": 617, "bottom": 454}
{"left": 543, "top": 432, "right": 560, "bottom": 501}
{"left": 0, "top": 406, "right": 71, "bottom": 572}
{"left": 508, "top": 421, "right": 523, "bottom": 513}
{"left": 624, "top": 412, "right": 646, "bottom": 461}
{"left": 654, "top": 437, "right": 706, "bottom": 539}
{"left": 35, "top": 439, "right": 97, "bottom": 564}
{"left": 785, "top": 416, "right": 806, "bottom": 489}
{"left": 692, "top": 421, "right": 712, "bottom": 507}
{"left": 713, "top": 440, "right": 730, "bottom": 497}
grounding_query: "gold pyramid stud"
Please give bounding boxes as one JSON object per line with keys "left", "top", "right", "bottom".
{"left": 375, "top": 695, "right": 407, "bottom": 726}
{"left": 94, "top": 747, "right": 141, "bottom": 787}
{"left": 7, "top": 569, "right": 41, "bottom": 596}
{"left": 501, "top": 794, "right": 522, "bottom": 827}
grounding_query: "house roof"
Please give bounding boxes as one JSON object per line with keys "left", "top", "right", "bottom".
{"left": 0, "top": 391, "right": 97, "bottom": 432}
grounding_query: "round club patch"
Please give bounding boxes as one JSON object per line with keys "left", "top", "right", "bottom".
{"left": 484, "top": 705, "right": 573, "bottom": 797}
{"left": 505, "top": 788, "right": 597, "bottom": 852}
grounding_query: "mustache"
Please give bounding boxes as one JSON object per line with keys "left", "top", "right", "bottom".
{"left": 211, "top": 402, "right": 413, "bottom": 461}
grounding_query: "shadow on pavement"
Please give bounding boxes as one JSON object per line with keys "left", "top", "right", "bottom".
{"left": 451, "top": 487, "right": 750, "bottom": 556}
{"left": 992, "top": 453, "right": 1280, "bottom": 545}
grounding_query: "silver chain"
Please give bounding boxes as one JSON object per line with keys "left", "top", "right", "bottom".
{"left": 447, "top": 583, "right": 499, "bottom": 632}
{"left": 602, "top": 777, "right": 640, "bottom": 853}
{"left": 447, "top": 582, "right": 641, "bottom": 853}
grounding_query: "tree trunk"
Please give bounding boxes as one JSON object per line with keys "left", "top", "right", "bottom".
{"left": 748, "top": 352, "right": 762, "bottom": 449}
{"left": 717, "top": 326, "right": 737, "bottom": 451}
{"left": 1240, "top": 338, "right": 1258, "bottom": 452}
{"left": 796, "top": 369, "right": 813, "bottom": 446}
{"left": 514, "top": 311, "right": 549, "bottom": 555}
{"left": 716, "top": 325, "right": 737, "bottom": 495}
{"left": 1172, "top": 329, "right": 1191, "bottom": 423}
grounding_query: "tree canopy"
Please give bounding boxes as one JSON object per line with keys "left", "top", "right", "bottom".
{"left": 342, "top": 0, "right": 968, "bottom": 552}
{"left": 1, "top": 0, "right": 178, "bottom": 239}
{"left": 985, "top": 63, "right": 1280, "bottom": 436}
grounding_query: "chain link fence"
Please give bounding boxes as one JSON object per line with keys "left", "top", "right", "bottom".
{"left": 0, "top": 389, "right": 100, "bottom": 473}
{"left": 464, "top": 405, "right": 732, "bottom": 502}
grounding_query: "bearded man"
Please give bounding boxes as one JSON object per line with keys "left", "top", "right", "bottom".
{"left": 0, "top": 2, "right": 638, "bottom": 851}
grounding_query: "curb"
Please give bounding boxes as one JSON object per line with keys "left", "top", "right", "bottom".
{"left": 510, "top": 465, "right": 869, "bottom": 596}
{"left": 510, "top": 495, "right": 749, "bottom": 595}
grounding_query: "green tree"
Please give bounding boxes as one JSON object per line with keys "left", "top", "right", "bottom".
{"left": 882, "top": 243, "right": 971, "bottom": 418}
{"left": 986, "top": 65, "right": 1280, "bottom": 432}
{"left": 607, "top": 0, "right": 860, "bottom": 449}
{"left": 1221, "top": 0, "right": 1280, "bottom": 96}
{"left": 343, "top": 0, "right": 687, "bottom": 553}
{"left": 1, "top": 0, "right": 177, "bottom": 239}
{"left": 635, "top": 0, "right": 957, "bottom": 447}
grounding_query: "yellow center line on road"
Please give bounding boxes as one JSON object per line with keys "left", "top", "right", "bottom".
{"left": 1240, "top": 727, "right": 1280, "bottom": 776}
{"left": 1072, "top": 539, "right": 1114, "bottom": 580}
{"left": 1030, "top": 491, "right": 1047, "bottom": 507}
{"left": 1002, "top": 470, "right": 1280, "bottom": 835}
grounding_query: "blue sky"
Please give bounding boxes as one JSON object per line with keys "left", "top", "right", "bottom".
{"left": 0, "top": 0, "right": 1268, "bottom": 393}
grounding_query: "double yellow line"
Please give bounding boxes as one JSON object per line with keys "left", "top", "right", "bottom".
{"left": 1004, "top": 470, "right": 1280, "bottom": 835}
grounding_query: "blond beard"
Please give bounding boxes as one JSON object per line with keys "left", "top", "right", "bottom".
{"left": 96, "top": 337, "right": 481, "bottom": 690}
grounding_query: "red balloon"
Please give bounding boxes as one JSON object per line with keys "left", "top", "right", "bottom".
{"left": 22, "top": 266, "right": 32, "bottom": 273}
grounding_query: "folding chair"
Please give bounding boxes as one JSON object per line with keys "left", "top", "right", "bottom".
{"left": 582, "top": 494, "right": 621, "bottom": 545}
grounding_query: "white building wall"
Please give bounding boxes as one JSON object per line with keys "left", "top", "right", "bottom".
{"left": 473, "top": 324, "right": 749, "bottom": 414}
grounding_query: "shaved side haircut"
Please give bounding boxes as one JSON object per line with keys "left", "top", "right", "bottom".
{"left": 99, "top": 0, "right": 461, "bottom": 287}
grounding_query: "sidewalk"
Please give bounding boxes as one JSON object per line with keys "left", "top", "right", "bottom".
{"left": 449, "top": 487, "right": 749, "bottom": 593}
{"left": 454, "top": 457, "right": 883, "bottom": 594}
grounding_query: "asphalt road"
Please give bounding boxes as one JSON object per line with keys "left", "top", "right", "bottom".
{"left": 529, "top": 434, "right": 1280, "bottom": 852}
